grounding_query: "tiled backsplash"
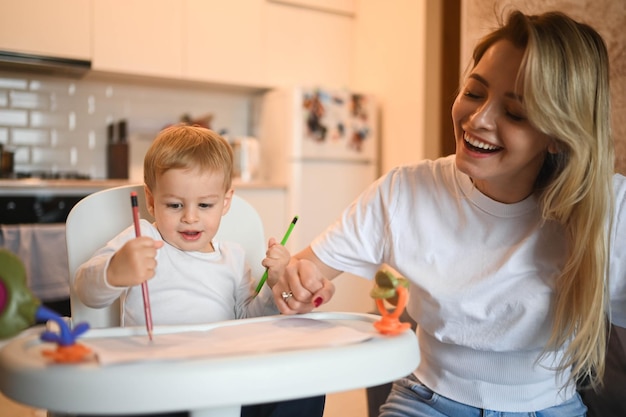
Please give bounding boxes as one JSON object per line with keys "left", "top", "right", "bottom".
{"left": 0, "top": 71, "right": 257, "bottom": 179}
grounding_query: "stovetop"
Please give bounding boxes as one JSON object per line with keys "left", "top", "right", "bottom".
{"left": 12, "top": 170, "right": 91, "bottom": 180}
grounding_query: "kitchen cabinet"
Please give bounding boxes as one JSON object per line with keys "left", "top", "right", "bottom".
{"left": 270, "top": 0, "right": 356, "bottom": 16}
{"left": 186, "top": 0, "right": 355, "bottom": 88}
{"left": 264, "top": 1, "right": 354, "bottom": 88}
{"left": 0, "top": 0, "right": 91, "bottom": 60}
{"left": 185, "top": 0, "right": 266, "bottom": 87}
{"left": 0, "top": 0, "right": 355, "bottom": 90}
{"left": 92, "top": 0, "right": 183, "bottom": 78}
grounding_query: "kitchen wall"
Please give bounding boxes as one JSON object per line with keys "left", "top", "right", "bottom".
{"left": 0, "top": 70, "right": 256, "bottom": 179}
{"left": 460, "top": 0, "right": 626, "bottom": 173}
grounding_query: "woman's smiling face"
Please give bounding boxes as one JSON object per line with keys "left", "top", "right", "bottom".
{"left": 452, "top": 39, "right": 555, "bottom": 204}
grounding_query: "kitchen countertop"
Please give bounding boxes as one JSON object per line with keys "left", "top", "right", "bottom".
{"left": 0, "top": 178, "right": 287, "bottom": 196}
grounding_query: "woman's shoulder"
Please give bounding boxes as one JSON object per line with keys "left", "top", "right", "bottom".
{"left": 388, "top": 155, "right": 455, "bottom": 176}
{"left": 614, "top": 172, "right": 626, "bottom": 190}
{"left": 383, "top": 155, "right": 457, "bottom": 189}
{"left": 613, "top": 173, "right": 626, "bottom": 213}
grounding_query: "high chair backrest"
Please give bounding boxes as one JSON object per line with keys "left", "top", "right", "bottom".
{"left": 65, "top": 184, "right": 267, "bottom": 328}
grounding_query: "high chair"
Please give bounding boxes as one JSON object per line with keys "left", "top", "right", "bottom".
{"left": 0, "top": 184, "right": 420, "bottom": 417}
{"left": 65, "top": 183, "right": 267, "bottom": 328}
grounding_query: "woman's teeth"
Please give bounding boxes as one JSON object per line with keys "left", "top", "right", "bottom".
{"left": 464, "top": 133, "right": 501, "bottom": 152}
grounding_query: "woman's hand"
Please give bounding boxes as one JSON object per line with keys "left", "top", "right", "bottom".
{"left": 273, "top": 257, "right": 336, "bottom": 314}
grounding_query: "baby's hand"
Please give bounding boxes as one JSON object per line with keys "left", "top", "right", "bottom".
{"left": 262, "top": 237, "right": 290, "bottom": 287}
{"left": 106, "top": 237, "right": 164, "bottom": 287}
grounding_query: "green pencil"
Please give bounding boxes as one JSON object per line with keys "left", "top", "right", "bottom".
{"left": 254, "top": 215, "right": 299, "bottom": 295}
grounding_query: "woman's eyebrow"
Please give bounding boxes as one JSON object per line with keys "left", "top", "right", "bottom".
{"left": 468, "top": 73, "right": 523, "bottom": 101}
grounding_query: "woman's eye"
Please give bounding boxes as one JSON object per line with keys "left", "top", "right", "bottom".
{"left": 463, "top": 90, "right": 481, "bottom": 99}
{"left": 506, "top": 111, "right": 525, "bottom": 122}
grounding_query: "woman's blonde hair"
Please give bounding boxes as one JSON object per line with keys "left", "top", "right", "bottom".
{"left": 473, "top": 11, "right": 613, "bottom": 388}
{"left": 143, "top": 124, "right": 234, "bottom": 192}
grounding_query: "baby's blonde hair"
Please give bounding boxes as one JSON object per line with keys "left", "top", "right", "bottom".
{"left": 143, "top": 124, "right": 234, "bottom": 192}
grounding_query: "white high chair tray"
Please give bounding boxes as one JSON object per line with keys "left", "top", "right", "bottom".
{"left": 0, "top": 312, "right": 419, "bottom": 417}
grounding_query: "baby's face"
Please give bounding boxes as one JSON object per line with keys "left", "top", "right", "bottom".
{"left": 146, "top": 167, "right": 232, "bottom": 252}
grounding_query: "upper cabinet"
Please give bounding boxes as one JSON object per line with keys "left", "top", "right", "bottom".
{"left": 0, "top": 0, "right": 91, "bottom": 60}
{"left": 92, "top": 0, "right": 183, "bottom": 78}
{"left": 270, "top": 0, "right": 356, "bottom": 16}
{"left": 263, "top": 1, "right": 354, "bottom": 88}
{"left": 0, "top": 0, "right": 355, "bottom": 89}
{"left": 184, "top": 0, "right": 266, "bottom": 87}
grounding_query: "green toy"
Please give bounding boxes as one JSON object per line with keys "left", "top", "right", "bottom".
{"left": 370, "top": 268, "right": 411, "bottom": 335}
{"left": 0, "top": 249, "right": 91, "bottom": 362}
{"left": 370, "top": 268, "right": 410, "bottom": 300}
{"left": 0, "top": 249, "right": 40, "bottom": 339}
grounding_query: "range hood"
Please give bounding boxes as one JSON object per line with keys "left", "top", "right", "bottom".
{"left": 0, "top": 50, "right": 91, "bottom": 78}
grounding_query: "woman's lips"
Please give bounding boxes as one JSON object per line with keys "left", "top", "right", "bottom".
{"left": 463, "top": 132, "right": 502, "bottom": 153}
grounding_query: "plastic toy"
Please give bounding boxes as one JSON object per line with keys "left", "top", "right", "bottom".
{"left": 370, "top": 268, "right": 411, "bottom": 335}
{"left": 0, "top": 249, "right": 91, "bottom": 363}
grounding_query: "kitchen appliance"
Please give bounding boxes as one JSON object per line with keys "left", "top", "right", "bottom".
{"left": 259, "top": 86, "right": 379, "bottom": 313}
{"left": 0, "top": 171, "right": 94, "bottom": 316}
{"left": 231, "top": 136, "right": 260, "bottom": 182}
{"left": 0, "top": 50, "right": 90, "bottom": 78}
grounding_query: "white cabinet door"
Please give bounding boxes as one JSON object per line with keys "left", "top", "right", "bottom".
{"left": 0, "top": 0, "right": 90, "bottom": 60}
{"left": 92, "top": 0, "right": 183, "bottom": 78}
{"left": 270, "top": 0, "right": 356, "bottom": 15}
{"left": 184, "top": 0, "right": 266, "bottom": 87}
{"left": 264, "top": 2, "right": 354, "bottom": 88}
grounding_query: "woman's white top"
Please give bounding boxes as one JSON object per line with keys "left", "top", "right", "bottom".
{"left": 75, "top": 220, "right": 278, "bottom": 326}
{"left": 311, "top": 155, "right": 626, "bottom": 412}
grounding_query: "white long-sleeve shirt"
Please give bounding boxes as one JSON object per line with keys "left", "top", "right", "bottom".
{"left": 75, "top": 219, "right": 278, "bottom": 327}
{"left": 311, "top": 155, "right": 626, "bottom": 412}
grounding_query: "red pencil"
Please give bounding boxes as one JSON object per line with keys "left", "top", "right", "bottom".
{"left": 130, "top": 191, "right": 153, "bottom": 341}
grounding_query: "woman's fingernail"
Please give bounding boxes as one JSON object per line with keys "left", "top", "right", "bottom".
{"left": 314, "top": 297, "right": 323, "bottom": 308}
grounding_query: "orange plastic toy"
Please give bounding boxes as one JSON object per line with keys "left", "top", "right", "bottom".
{"left": 370, "top": 269, "right": 411, "bottom": 336}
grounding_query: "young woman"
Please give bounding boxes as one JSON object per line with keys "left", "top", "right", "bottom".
{"left": 272, "top": 10, "right": 624, "bottom": 416}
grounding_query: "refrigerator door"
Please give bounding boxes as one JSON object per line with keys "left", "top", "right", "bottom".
{"left": 297, "top": 87, "right": 378, "bottom": 162}
{"left": 288, "top": 159, "right": 377, "bottom": 313}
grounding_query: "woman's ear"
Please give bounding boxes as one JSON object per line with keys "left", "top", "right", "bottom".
{"left": 547, "top": 140, "right": 559, "bottom": 155}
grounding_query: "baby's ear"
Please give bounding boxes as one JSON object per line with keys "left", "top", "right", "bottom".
{"left": 144, "top": 185, "right": 156, "bottom": 217}
{"left": 222, "top": 188, "right": 235, "bottom": 216}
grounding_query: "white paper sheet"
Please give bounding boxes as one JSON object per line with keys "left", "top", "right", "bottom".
{"left": 84, "top": 317, "right": 375, "bottom": 365}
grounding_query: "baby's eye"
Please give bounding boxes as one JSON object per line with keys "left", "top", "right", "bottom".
{"left": 199, "top": 203, "right": 215, "bottom": 209}
{"left": 166, "top": 203, "right": 182, "bottom": 209}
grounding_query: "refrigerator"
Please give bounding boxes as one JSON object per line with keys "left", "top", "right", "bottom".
{"left": 259, "top": 87, "right": 379, "bottom": 313}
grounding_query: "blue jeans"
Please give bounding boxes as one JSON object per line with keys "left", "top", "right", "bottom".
{"left": 379, "top": 374, "right": 587, "bottom": 417}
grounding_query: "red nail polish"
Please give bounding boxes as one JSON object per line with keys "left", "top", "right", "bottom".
{"left": 314, "top": 297, "right": 322, "bottom": 308}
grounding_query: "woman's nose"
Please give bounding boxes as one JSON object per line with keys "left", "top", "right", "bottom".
{"left": 468, "top": 100, "right": 497, "bottom": 130}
